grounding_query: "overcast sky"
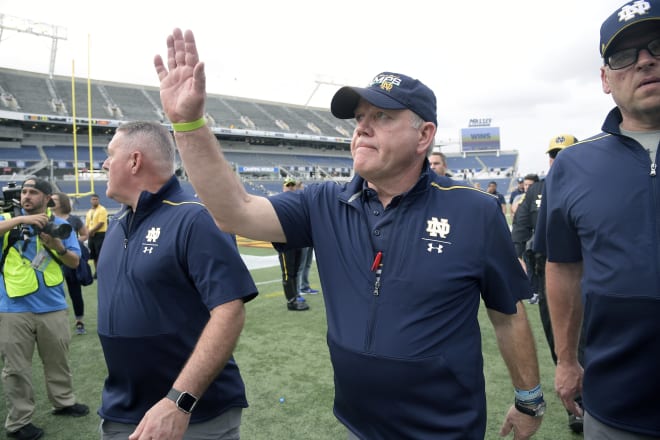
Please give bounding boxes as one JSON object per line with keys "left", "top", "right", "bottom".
{"left": 0, "top": 0, "right": 628, "bottom": 175}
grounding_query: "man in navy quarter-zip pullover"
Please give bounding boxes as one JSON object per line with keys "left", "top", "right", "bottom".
{"left": 154, "top": 30, "right": 544, "bottom": 439}
{"left": 96, "top": 121, "right": 257, "bottom": 440}
{"left": 535, "top": 1, "right": 660, "bottom": 438}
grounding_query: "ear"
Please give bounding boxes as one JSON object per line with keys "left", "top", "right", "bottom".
{"left": 130, "top": 151, "right": 142, "bottom": 174}
{"left": 600, "top": 66, "right": 612, "bottom": 95}
{"left": 417, "top": 121, "right": 437, "bottom": 155}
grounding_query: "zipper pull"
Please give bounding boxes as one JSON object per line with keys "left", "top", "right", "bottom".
{"left": 651, "top": 162, "right": 657, "bottom": 177}
{"left": 373, "top": 278, "right": 381, "bottom": 296}
{"left": 371, "top": 251, "right": 383, "bottom": 296}
{"left": 123, "top": 238, "right": 128, "bottom": 249}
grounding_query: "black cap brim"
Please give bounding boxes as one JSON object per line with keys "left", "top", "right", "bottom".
{"left": 331, "top": 86, "right": 406, "bottom": 119}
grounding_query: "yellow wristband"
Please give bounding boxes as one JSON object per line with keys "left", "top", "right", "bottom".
{"left": 172, "top": 117, "right": 206, "bottom": 132}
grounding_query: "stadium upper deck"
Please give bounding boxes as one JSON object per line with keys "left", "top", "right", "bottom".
{"left": 0, "top": 67, "right": 520, "bottom": 210}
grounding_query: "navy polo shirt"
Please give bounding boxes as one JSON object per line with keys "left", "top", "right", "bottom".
{"left": 270, "top": 166, "right": 530, "bottom": 439}
{"left": 536, "top": 108, "right": 660, "bottom": 437}
{"left": 97, "top": 177, "right": 257, "bottom": 424}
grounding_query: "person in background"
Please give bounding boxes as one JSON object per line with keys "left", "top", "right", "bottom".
{"left": 277, "top": 176, "right": 309, "bottom": 310}
{"left": 52, "top": 192, "right": 90, "bottom": 335}
{"left": 85, "top": 193, "right": 107, "bottom": 279}
{"left": 154, "top": 29, "right": 544, "bottom": 439}
{"left": 0, "top": 177, "right": 89, "bottom": 440}
{"left": 512, "top": 135, "right": 583, "bottom": 434}
{"left": 295, "top": 180, "right": 319, "bottom": 296}
{"left": 486, "top": 180, "right": 506, "bottom": 214}
{"left": 428, "top": 150, "right": 449, "bottom": 176}
{"left": 508, "top": 177, "right": 525, "bottom": 217}
{"left": 536, "top": 1, "right": 660, "bottom": 437}
{"left": 510, "top": 174, "right": 539, "bottom": 218}
{"left": 97, "top": 121, "right": 258, "bottom": 440}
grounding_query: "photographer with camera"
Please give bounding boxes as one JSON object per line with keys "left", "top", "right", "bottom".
{"left": 0, "top": 177, "right": 89, "bottom": 440}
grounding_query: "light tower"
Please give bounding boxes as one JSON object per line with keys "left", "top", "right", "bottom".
{"left": 0, "top": 13, "right": 67, "bottom": 78}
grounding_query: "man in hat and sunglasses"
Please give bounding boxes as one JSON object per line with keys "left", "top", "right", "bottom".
{"left": 536, "top": 1, "right": 660, "bottom": 438}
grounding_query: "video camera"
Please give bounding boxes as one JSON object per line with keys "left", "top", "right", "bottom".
{"left": 33, "top": 221, "right": 72, "bottom": 240}
{"left": 1, "top": 182, "right": 72, "bottom": 240}
{"left": 0, "top": 182, "right": 22, "bottom": 216}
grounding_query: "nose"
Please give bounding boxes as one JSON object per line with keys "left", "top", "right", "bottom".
{"left": 355, "top": 118, "right": 372, "bottom": 137}
{"left": 637, "top": 47, "right": 657, "bottom": 66}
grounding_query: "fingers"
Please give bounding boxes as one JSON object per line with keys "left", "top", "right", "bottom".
{"left": 167, "top": 30, "right": 181, "bottom": 71}
{"left": 499, "top": 420, "right": 512, "bottom": 437}
{"left": 562, "top": 398, "right": 584, "bottom": 417}
{"left": 155, "top": 28, "right": 200, "bottom": 81}
{"left": 154, "top": 55, "right": 166, "bottom": 81}
{"left": 172, "top": 29, "right": 187, "bottom": 69}
{"left": 128, "top": 420, "right": 144, "bottom": 440}
{"left": 183, "top": 29, "right": 199, "bottom": 67}
{"left": 193, "top": 62, "right": 206, "bottom": 94}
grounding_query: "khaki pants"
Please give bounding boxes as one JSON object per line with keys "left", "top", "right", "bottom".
{"left": 0, "top": 310, "right": 75, "bottom": 432}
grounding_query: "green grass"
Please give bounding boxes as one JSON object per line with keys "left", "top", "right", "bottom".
{"left": 0, "top": 246, "right": 581, "bottom": 439}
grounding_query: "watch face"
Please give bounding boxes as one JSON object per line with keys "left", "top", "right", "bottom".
{"left": 516, "top": 400, "right": 546, "bottom": 417}
{"left": 177, "top": 392, "right": 198, "bottom": 413}
{"left": 536, "top": 402, "right": 546, "bottom": 417}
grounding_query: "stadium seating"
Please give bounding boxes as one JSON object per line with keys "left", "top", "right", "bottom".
{"left": 55, "top": 180, "right": 120, "bottom": 213}
{"left": 0, "top": 67, "right": 524, "bottom": 204}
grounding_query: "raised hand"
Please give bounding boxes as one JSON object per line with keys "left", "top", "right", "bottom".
{"left": 154, "top": 28, "right": 206, "bottom": 124}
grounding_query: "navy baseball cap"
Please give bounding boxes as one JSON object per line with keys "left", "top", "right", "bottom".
{"left": 331, "top": 72, "right": 437, "bottom": 126}
{"left": 600, "top": 0, "right": 660, "bottom": 57}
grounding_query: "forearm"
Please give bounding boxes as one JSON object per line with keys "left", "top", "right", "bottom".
{"left": 78, "top": 230, "right": 89, "bottom": 242}
{"left": 45, "top": 239, "right": 80, "bottom": 269}
{"left": 55, "top": 248, "right": 80, "bottom": 269}
{"left": 174, "top": 127, "right": 285, "bottom": 242}
{"left": 172, "top": 299, "right": 245, "bottom": 397}
{"left": 488, "top": 303, "right": 541, "bottom": 390}
{"left": 88, "top": 224, "right": 102, "bottom": 234}
{"left": 0, "top": 217, "right": 24, "bottom": 235}
{"left": 545, "top": 261, "right": 583, "bottom": 364}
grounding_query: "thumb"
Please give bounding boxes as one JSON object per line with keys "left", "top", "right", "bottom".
{"left": 499, "top": 419, "right": 512, "bottom": 437}
{"left": 128, "top": 422, "right": 144, "bottom": 440}
{"left": 193, "top": 62, "right": 206, "bottom": 94}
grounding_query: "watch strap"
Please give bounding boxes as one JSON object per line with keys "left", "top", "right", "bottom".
{"left": 166, "top": 387, "right": 198, "bottom": 414}
{"left": 515, "top": 399, "right": 546, "bottom": 417}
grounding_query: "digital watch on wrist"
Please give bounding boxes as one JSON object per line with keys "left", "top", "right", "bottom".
{"left": 166, "top": 388, "right": 198, "bottom": 414}
{"left": 515, "top": 399, "right": 546, "bottom": 417}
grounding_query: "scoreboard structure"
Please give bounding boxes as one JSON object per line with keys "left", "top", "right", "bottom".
{"left": 460, "top": 118, "right": 500, "bottom": 152}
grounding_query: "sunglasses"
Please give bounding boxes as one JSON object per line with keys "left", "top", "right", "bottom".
{"left": 548, "top": 149, "right": 560, "bottom": 159}
{"left": 606, "top": 38, "right": 660, "bottom": 70}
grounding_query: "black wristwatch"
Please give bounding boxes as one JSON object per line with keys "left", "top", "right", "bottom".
{"left": 166, "top": 388, "right": 199, "bottom": 414}
{"left": 515, "top": 399, "right": 546, "bottom": 417}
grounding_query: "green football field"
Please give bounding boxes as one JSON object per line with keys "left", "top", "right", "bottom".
{"left": 0, "top": 243, "right": 581, "bottom": 439}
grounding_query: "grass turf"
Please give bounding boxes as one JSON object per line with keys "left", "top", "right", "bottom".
{"left": 0, "top": 243, "right": 581, "bottom": 439}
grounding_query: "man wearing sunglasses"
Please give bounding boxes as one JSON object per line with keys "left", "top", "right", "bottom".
{"left": 535, "top": 1, "right": 660, "bottom": 439}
